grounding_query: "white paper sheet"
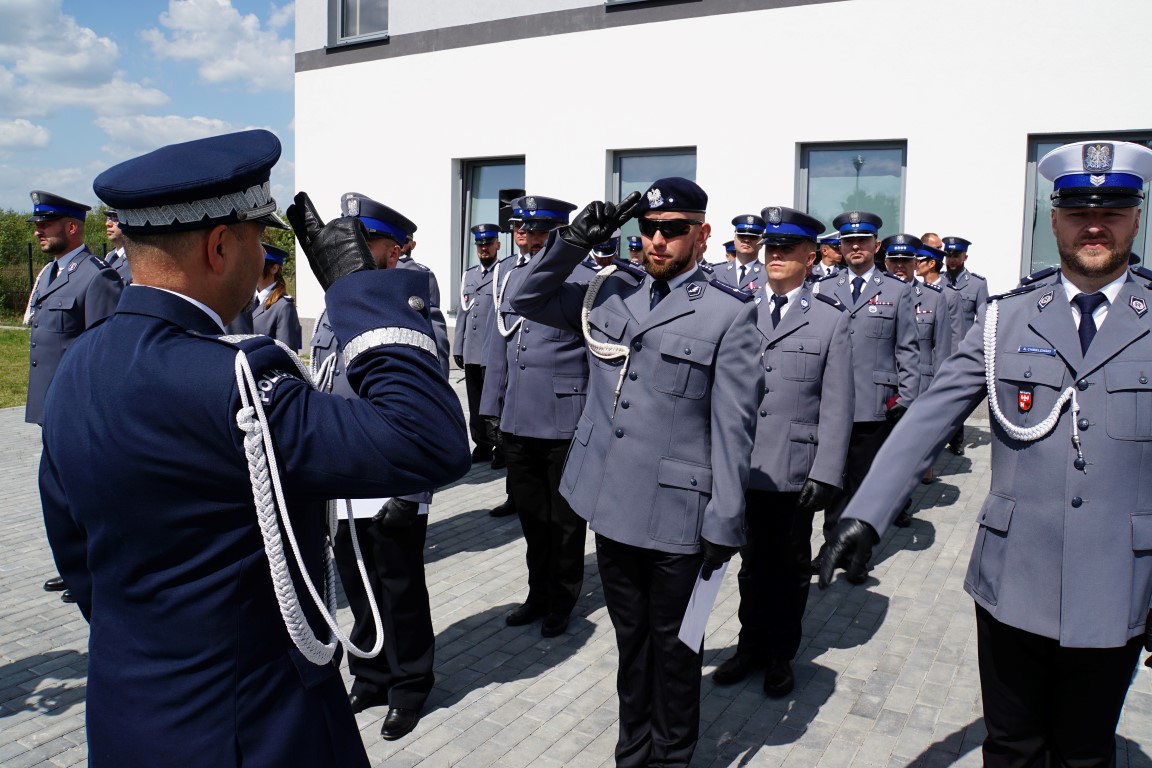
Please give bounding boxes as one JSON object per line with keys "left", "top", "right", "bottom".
{"left": 677, "top": 562, "right": 728, "bottom": 652}
{"left": 342, "top": 498, "right": 430, "bottom": 520}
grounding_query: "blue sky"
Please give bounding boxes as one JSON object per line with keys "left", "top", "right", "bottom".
{"left": 0, "top": 0, "right": 294, "bottom": 213}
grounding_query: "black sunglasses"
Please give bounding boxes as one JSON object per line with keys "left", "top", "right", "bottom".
{"left": 637, "top": 217, "right": 703, "bottom": 239}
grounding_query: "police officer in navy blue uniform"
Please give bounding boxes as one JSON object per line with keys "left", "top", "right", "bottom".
{"left": 40, "top": 129, "right": 469, "bottom": 767}
{"left": 511, "top": 178, "right": 761, "bottom": 767}
{"left": 310, "top": 192, "right": 447, "bottom": 741}
{"left": 711, "top": 207, "right": 854, "bottom": 698}
{"left": 479, "top": 194, "right": 592, "bottom": 638}
{"left": 720, "top": 214, "right": 767, "bottom": 291}
{"left": 823, "top": 139, "right": 1152, "bottom": 768}
{"left": 589, "top": 233, "right": 621, "bottom": 268}
{"left": 812, "top": 211, "right": 920, "bottom": 583}
{"left": 251, "top": 243, "right": 302, "bottom": 350}
{"left": 103, "top": 209, "right": 132, "bottom": 285}
{"left": 453, "top": 223, "right": 502, "bottom": 463}
{"left": 25, "top": 191, "right": 123, "bottom": 428}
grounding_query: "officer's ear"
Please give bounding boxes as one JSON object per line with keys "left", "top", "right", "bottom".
{"left": 204, "top": 224, "right": 234, "bottom": 276}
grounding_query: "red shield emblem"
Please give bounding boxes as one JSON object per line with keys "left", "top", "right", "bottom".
{"left": 1018, "top": 389, "right": 1033, "bottom": 413}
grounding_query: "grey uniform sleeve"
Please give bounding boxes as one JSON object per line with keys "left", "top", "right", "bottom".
{"left": 809, "top": 309, "right": 855, "bottom": 488}
{"left": 895, "top": 283, "right": 922, "bottom": 405}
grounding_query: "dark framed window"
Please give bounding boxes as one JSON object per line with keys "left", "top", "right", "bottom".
{"left": 454, "top": 158, "right": 525, "bottom": 311}
{"left": 1023, "top": 132, "right": 1152, "bottom": 274}
{"left": 332, "top": 0, "right": 388, "bottom": 46}
{"left": 609, "top": 148, "right": 697, "bottom": 244}
{"left": 797, "top": 142, "right": 907, "bottom": 240}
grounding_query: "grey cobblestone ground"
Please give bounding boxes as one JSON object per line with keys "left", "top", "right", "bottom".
{"left": 2, "top": 383, "right": 1151, "bottom": 766}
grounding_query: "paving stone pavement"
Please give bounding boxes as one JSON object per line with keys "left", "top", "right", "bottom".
{"left": 2, "top": 380, "right": 1152, "bottom": 767}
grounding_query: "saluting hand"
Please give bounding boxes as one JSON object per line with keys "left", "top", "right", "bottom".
{"left": 286, "top": 191, "right": 376, "bottom": 291}
{"left": 561, "top": 191, "right": 643, "bottom": 251}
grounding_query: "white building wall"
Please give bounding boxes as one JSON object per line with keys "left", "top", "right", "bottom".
{"left": 295, "top": 0, "right": 1152, "bottom": 324}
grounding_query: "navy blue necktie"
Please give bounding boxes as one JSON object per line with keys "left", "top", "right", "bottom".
{"left": 770, "top": 294, "right": 787, "bottom": 328}
{"left": 738, "top": 265, "right": 747, "bottom": 287}
{"left": 45, "top": 260, "right": 59, "bottom": 289}
{"left": 650, "top": 280, "right": 670, "bottom": 310}
{"left": 851, "top": 276, "right": 864, "bottom": 304}
{"left": 1072, "top": 292, "right": 1107, "bottom": 353}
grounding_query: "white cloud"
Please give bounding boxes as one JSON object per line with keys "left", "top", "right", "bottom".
{"left": 0, "top": 119, "right": 50, "bottom": 149}
{"left": 95, "top": 114, "right": 238, "bottom": 160}
{"left": 142, "top": 0, "right": 295, "bottom": 93}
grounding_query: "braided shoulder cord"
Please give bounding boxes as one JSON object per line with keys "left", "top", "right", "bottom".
{"left": 580, "top": 265, "right": 631, "bottom": 413}
{"left": 232, "top": 340, "right": 385, "bottom": 664}
{"left": 494, "top": 259, "right": 525, "bottom": 339}
{"left": 984, "top": 300, "right": 1081, "bottom": 450}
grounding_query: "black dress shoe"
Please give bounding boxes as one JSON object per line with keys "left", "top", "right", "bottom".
{"left": 43, "top": 576, "right": 66, "bottom": 592}
{"left": 893, "top": 510, "right": 913, "bottom": 527}
{"left": 712, "top": 652, "right": 765, "bottom": 686}
{"left": 380, "top": 707, "right": 420, "bottom": 741}
{"left": 948, "top": 443, "right": 965, "bottom": 456}
{"left": 505, "top": 603, "right": 545, "bottom": 626}
{"left": 489, "top": 499, "right": 516, "bottom": 518}
{"left": 348, "top": 691, "right": 388, "bottom": 714}
{"left": 845, "top": 559, "right": 869, "bottom": 585}
{"left": 763, "top": 659, "right": 795, "bottom": 698}
{"left": 60, "top": 590, "right": 77, "bottom": 604}
{"left": 471, "top": 447, "right": 493, "bottom": 463}
{"left": 540, "top": 613, "right": 569, "bottom": 638}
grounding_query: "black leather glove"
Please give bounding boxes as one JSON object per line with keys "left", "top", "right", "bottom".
{"left": 797, "top": 478, "right": 839, "bottom": 514}
{"left": 560, "top": 191, "right": 642, "bottom": 251}
{"left": 373, "top": 497, "right": 420, "bottom": 528}
{"left": 700, "top": 538, "right": 739, "bottom": 581}
{"left": 818, "top": 519, "right": 879, "bottom": 589}
{"left": 285, "top": 191, "right": 375, "bottom": 291}
{"left": 453, "top": 354, "right": 465, "bottom": 369}
{"left": 886, "top": 401, "right": 908, "bottom": 423}
{"left": 483, "top": 416, "right": 502, "bottom": 448}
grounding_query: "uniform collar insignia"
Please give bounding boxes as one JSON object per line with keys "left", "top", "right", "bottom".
{"left": 838, "top": 276, "right": 846, "bottom": 286}
{"left": 68, "top": 261, "right": 78, "bottom": 273}
{"left": 799, "top": 296, "right": 810, "bottom": 310}
{"left": 873, "top": 275, "right": 882, "bottom": 284}
{"left": 1037, "top": 290, "right": 1054, "bottom": 310}
{"left": 1131, "top": 295, "right": 1148, "bottom": 317}
{"left": 686, "top": 282, "right": 703, "bottom": 299}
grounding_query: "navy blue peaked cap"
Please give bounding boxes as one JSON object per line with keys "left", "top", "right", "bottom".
{"left": 471, "top": 223, "right": 500, "bottom": 242}
{"left": 759, "top": 206, "right": 825, "bottom": 244}
{"left": 93, "top": 129, "right": 287, "bottom": 234}
{"left": 732, "top": 214, "right": 766, "bottom": 235}
{"left": 341, "top": 192, "right": 417, "bottom": 243}
{"left": 942, "top": 236, "right": 971, "bottom": 252}
{"left": 879, "top": 233, "right": 922, "bottom": 256}
{"left": 509, "top": 196, "right": 576, "bottom": 231}
{"left": 633, "top": 177, "right": 707, "bottom": 215}
{"left": 263, "top": 243, "right": 289, "bottom": 264}
{"left": 27, "top": 191, "right": 90, "bottom": 222}
{"left": 832, "top": 210, "right": 882, "bottom": 238}
{"left": 627, "top": 235, "right": 642, "bottom": 250}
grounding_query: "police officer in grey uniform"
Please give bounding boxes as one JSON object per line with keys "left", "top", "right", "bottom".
{"left": 943, "top": 235, "right": 988, "bottom": 455}
{"left": 813, "top": 232, "right": 843, "bottom": 278}
{"left": 918, "top": 241, "right": 963, "bottom": 348}
{"left": 822, "top": 139, "right": 1152, "bottom": 768}
{"left": 453, "top": 223, "right": 501, "bottom": 463}
{"left": 720, "top": 214, "right": 767, "bottom": 292}
{"left": 812, "top": 211, "right": 920, "bottom": 583}
{"left": 251, "top": 243, "right": 302, "bottom": 350}
{"left": 310, "top": 193, "right": 446, "bottom": 741}
{"left": 510, "top": 178, "right": 760, "bottom": 768}
{"left": 479, "top": 195, "right": 591, "bottom": 638}
{"left": 710, "top": 207, "right": 854, "bottom": 698}
{"left": 103, "top": 209, "right": 132, "bottom": 285}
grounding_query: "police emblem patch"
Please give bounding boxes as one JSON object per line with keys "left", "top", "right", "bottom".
{"left": 1083, "top": 143, "right": 1114, "bottom": 172}
{"left": 767, "top": 207, "right": 781, "bottom": 225}
{"left": 647, "top": 189, "right": 664, "bottom": 209}
{"left": 1131, "top": 295, "right": 1148, "bottom": 316}
{"left": 1018, "top": 387, "right": 1033, "bottom": 413}
{"left": 345, "top": 195, "right": 359, "bottom": 216}
{"left": 746, "top": 215, "right": 755, "bottom": 224}
{"left": 799, "top": 296, "right": 809, "bottom": 310}
{"left": 849, "top": 211, "right": 860, "bottom": 224}
{"left": 686, "top": 282, "right": 703, "bottom": 299}
{"left": 31, "top": 192, "right": 40, "bottom": 205}
{"left": 525, "top": 197, "right": 537, "bottom": 212}
{"left": 868, "top": 305, "right": 878, "bottom": 314}
{"left": 1038, "top": 291, "right": 1054, "bottom": 310}
{"left": 873, "top": 276, "right": 882, "bottom": 284}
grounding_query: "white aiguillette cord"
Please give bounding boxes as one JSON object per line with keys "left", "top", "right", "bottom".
{"left": 226, "top": 334, "right": 385, "bottom": 664}
{"left": 580, "top": 265, "right": 632, "bottom": 413}
{"left": 983, "top": 301, "right": 1085, "bottom": 468}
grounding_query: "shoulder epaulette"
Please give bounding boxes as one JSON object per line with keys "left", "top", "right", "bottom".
{"left": 412, "top": 261, "right": 430, "bottom": 272}
{"left": 89, "top": 254, "right": 110, "bottom": 269}
{"left": 987, "top": 283, "right": 1041, "bottom": 303}
{"left": 699, "top": 262, "right": 715, "bottom": 274}
{"left": 1130, "top": 264, "right": 1152, "bottom": 285}
{"left": 708, "top": 279, "right": 756, "bottom": 302}
{"left": 574, "top": 259, "right": 599, "bottom": 274}
{"left": 921, "top": 281, "right": 943, "bottom": 293}
{"left": 612, "top": 259, "right": 647, "bottom": 280}
{"left": 882, "top": 270, "right": 899, "bottom": 280}
{"left": 813, "top": 292, "right": 845, "bottom": 311}
{"left": 1019, "top": 265, "right": 1059, "bottom": 286}
{"left": 284, "top": 294, "right": 295, "bottom": 303}
{"left": 815, "top": 271, "right": 839, "bottom": 283}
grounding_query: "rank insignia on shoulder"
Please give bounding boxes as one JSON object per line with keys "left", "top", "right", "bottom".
{"left": 1131, "top": 295, "right": 1148, "bottom": 317}
{"left": 685, "top": 282, "right": 703, "bottom": 300}
{"left": 1131, "top": 264, "right": 1152, "bottom": 284}
{"left": 987, "top": 283, "right": 1041, "bottom": 303}
{"left": 814, "top": 293, "right": 843, "bottom": 310}
{"left": 1021, "top": 265, "right": 1060, "bottom": 285}
{"left": 708, "top": 279, "right": 755, "bottom": 302}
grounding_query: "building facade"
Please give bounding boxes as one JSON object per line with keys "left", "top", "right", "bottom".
{"left": 294, "top": 0, "right": 1152, "bottom": 329}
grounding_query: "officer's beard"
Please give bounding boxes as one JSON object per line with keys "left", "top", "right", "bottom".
{"left": 645, "top": 248, "right": 696, "bottom": 280}
{"left": 1058, "top": 231, "right": 1135, "bottom": 282}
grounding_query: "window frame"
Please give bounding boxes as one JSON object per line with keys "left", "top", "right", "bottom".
{"left": 329, "top": 0, "right": 389, "bottom": 48}
{"left": 795, "top": 140, "right": 908, "bottom": 241}
{"left": 608, "top": 147, "right": 698, "bottom": 246}
{"left": 454, "top": 156, "right": 526, "bottom": 315}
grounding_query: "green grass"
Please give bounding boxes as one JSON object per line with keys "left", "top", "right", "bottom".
{"left": 0, "top": 327, "right": 29, "bottom": 409}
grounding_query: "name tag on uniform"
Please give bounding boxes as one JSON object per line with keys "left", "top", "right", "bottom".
{"left": 1017, "top": 346, "right": 1057, "bottom": 356}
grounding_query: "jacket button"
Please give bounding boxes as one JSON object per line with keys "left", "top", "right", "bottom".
{"left": 765, "top": 365, "right": 773, "bottom": 372}
{"left": 1071, "top": 496, "right": 1083, "bottom": 508}
{"left": 571, "top": 385, "right": 578, "bottom": 392}
{"left": 1077, "top": 418, "right": 1089, "bottom": 430}
{"left": 621, "top": 400, "right": 630, "bottom": 409}
{"left": 628, "top": 371, "right": 638, "bottom": 381}
{"left": 1023, "top": 371, "right": 1032, "bottom": 379}
{"left": 798, "top": 345, "right": 804, "bottom": 351}
{"left": 615, "top": 428, "right": 624, "bottom": 438}
{"left": 519, "top": 364, "right": 526, "bottom": 370}
{"left": 760, "top": 410, "right": 768, "bottom": 417}
{"left": 690, "top": 477, "right": 697, "bottom": 486}
{"left": 520, "top": 345, "right": 528, "bottom": 351}
{"left": 684, "top": 347, "right": 691, "bottom": 355}
{"left": 1077, "top": 379, "right": 1088, "bottom": 391}
{"left": 632, "top": 340, "right": 642, "bottom": 351}
{"left": 1142, "top": 376, "right": 1149, "bottom": 385}
{"left": 31, "top": 361, "right": 37, "bottom": 367}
